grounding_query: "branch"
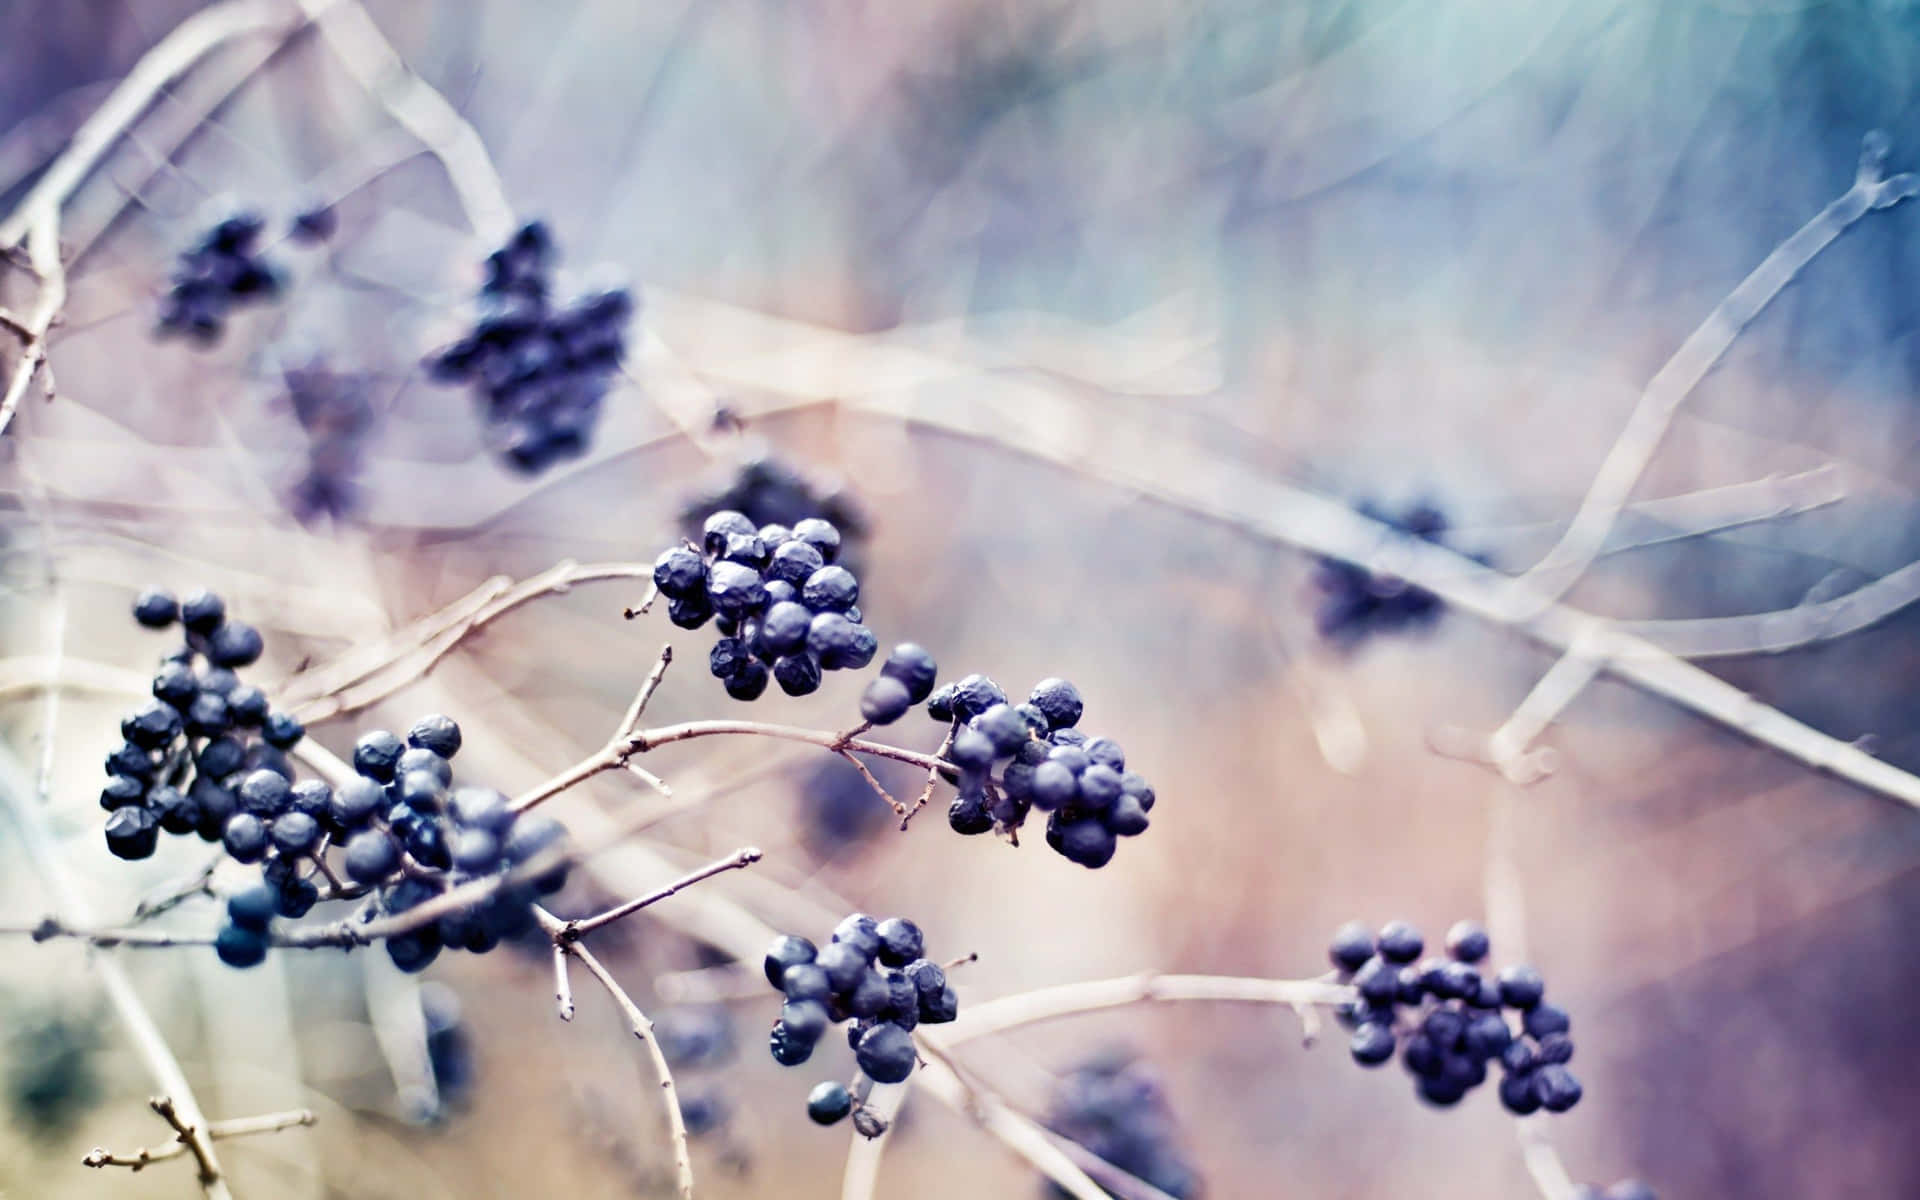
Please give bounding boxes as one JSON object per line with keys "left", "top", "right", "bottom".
{"left": 298, "top": 0, "right": 514, "bottom": 242}
{"left": 536, "top": 907, "right": 693, "bottom": 1200}
{"left": 85, "top": 1100, "right": 315, "bottom": 1174}
{"left": 283, "top": 561, "right": 654, "bottom": 722}
{"left": 1622, "top": 555, "right": 1920, "bottom": 657}
{"left": 941, "top": 973, "right": 1354, "bottom": 1045}
{"left": 555, "top": 846, "right": 762, "bottom": 940}
{"left": 1503, "top": 132, "right": 1917, "bottom": 615}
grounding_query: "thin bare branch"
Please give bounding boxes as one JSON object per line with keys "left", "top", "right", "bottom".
{"left": 559, "top": 847, "right": 763, "bottom": 939}
{"left": 536, "top": 908, "right": 693, "bottom": 1200}
{"left": 85, "top": 1103, "right": 315, "bottom": 1173}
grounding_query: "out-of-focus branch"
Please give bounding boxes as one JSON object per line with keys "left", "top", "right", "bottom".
{"left": 283, "top": 560, "right": 654, "bottom": 722}
{"left": 1622, "top": 555, "right": 1920, "bottom": 657}
{"left": 941, "top": 973, "right": 1353, "bottom": 1045}
{"left": 298, "top": 0, "right": 514, "bottom": 243}
{"left": 1503, "top": 132, "right": 1917, "bottom": 616}
{"left": 84, "top": 1101, "right": 315, "bottom": 1173}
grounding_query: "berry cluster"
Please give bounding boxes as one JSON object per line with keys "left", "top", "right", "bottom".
{"left": 103, "top": 588, "right": 296, "bottom": 862}
{"left": 425, "top": 220, "right": 635, "bottom": 474}
{"left": 283, "top": 361, "right": 375, "bottom": 524}
{"left": 1312, "top": 501, "right": 1451, "bottom": 646}
{"left": 761, "top": 914, "right": 958, "bottom": 1127}
{"left": 1331, "top": 919, "right": 1582, "bottom": 1113}
{"left": 156, "top": 213, "right": 283, "bottom": 345}
{"left": 679, "top": 456, "right": 868, "bottom": 569}
{"left": 933, "top": 675, "right": 1154, "bottom": 869}
{"left": 1573, "top": 1182, "right": 1656, "bottom": 1200}
{"left": 212, "top": 717, "right": 571, "bottom": 972}
{"left": 656, "top": 1006, "right": 739, "bottom": 1139}
{"left": 1044, "top": 1050, "right": 1200, "bottom": 1200}
{"left": 653, "top": 512, "right": 876, "bottom": 700}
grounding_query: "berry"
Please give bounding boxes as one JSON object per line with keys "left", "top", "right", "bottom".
{"left": 226, "top": 685, "right": 268, "bottom": 726}
{"left": 1029, "top": 761, "right": 1077, "bottom": 811}
{"left": 269, "top": 811, "right": 320, "bottom": 856}
{"left": 947, "top": 792, "right": 992, "bottom": 835}
{"left": 782, "top": 964, "right": 832, "bottom": 1004}
{"left": 261, "top": 711, "right": 305, "bottom": 749}
{"left": 654, "top": 546, "right": 707, "bottom": 598}
{"left": 875, "top": 918, "right": 923, "bottom": 967}
{"left": 1499, "top": 1069, "right": 1542, "bottom": 1115}
{"left": 1045, "top": 1053, "right": 1199, "bottom": 1198}
{"left": 765, "top": 935, "right": 818, "bottom": 989}
{"left": 1535, "top": 1032, "right": 1574, "bottom": 1064}
{"left": 1082, "top": 737, "right": 1125, "bottom": 772}
{"left": 133, "top": 588, "right": 179, "bottom": 628}
{"left": 184, "top": 693, "right": 231, "bottom": 737}
{"left": 207, "top": 621, "right": 264, "bottom": 668}
{"left": 451, "top": 830, "right": 501, "bottom": 873}
{"left": 100, "top": 774, "right": 146, "bottom": 811}
{"left": 353, "top": 731, "right": 404, "bottom": 780}
{"left": 1533, "top": 1064, "right": 1583, "bottom": 1112}
{"left": 1026, "top": 678, "right": 1083, "bottom": 729}
{"left": 343, "top": 830, "right": 400, "bottom": 884}
{"left": 151, "top": 786, "right": 198, "bottom": 835}
{"left": 881, "top": 644, "right": 938, "bottom": 703}
{"left": 854, "top": 1022, "right": 916, "bottom": 1083}
{"left": 180, "top": 590, "right": 226, "bottom": 632}
{"left": 286, "top": 780, "right": 330, "bottom": 823}
{"left": 1350, "top": 1023, "right": 1396, "bottom": 1066}
{"left": 214, "top": 923, "right": 268, "bottom": 968}
{"left": 807, "top": 1081, "right": 853, "bottom": 1125}
{"left": 395, "top": 747, "right": 452, "bottom": 788}
{"left": 949, "top": 675, "right": 1006, "bottom": 721}
{"left": 123, "top": 700, "right": 183, "bottom": 749}
{"left": 723, "top": 658, "right": 770, "bottom": 701}
{"left": 227, "top": 884, "right": 278, "bottom": 931}
{"left": 237, "top": 769, "right": 291, "bottom": 818}
{"left": 1055, "top": 818, "right": 1116, "bottom": 868}
{"left": 919, "top": 985, "right": 959, "bottom": 1024}
{"left": 769, "top": 1023, "right": 815, "bottom": 1066}
{"left": 815, "top": 942, "right": 867, "bottom": 993}
{"left": 1076, "top": 763, "right": 1123, "bottom": 810}
{"left": 791, "top": 518, "right": 841, "bottom": 562}
{"left": 1353, "top": 958, "right": 1401, "bottom": 1006}
{"left": 1329, "top": 921, "right": 1374, "bottom": 973}
{"left": 1523, "top": 1003, "right": 1571, "bottom": 1040}
{"left": 1377, "top": 921, "right": 1424, "bottom": 964}
{"left": 702, "top": 511, "right": 757, "bottom": 555}
{"left": 1603, "top": 1182, "right": 1657, "bottom": 1200}
{"left": 781, "top": 1000, "right": 831, "bottom": 1043}
{"left": 947, "top": 729, "right": 997, "bottom": 773}
{"left": 772, "top": 652, "right": 822, "bottom": 697}
{"left": 859, "top": 676, "right": 913, "bottom": 724}
{"left": 905, "top": 959, "right": 947, "bottom": 1001}
{"left": 152, "top": 662, "right": 198, "bottom": 709}
{"left": 1445, "top": 920, "right": 1490, "bottom": 963}
{"left": 105, "top": 742, "right": 155, "bottom": 780}
{"left": 1498, "top": 964, "right": 1546, "bottom": 1009}
{"left": 222, "top": 813, "right": 268, "bottom": 863}
{"left": 705, "top": 561, "right": 766, "bottom": 618}
{"left": 1105, "top": 794, "right": 1151, "bottom": 836}
{"left": 329, "top": 777, "right": 385, "bottom": 832}
{"left": 760, "top": 601, "right": 812, "bottom": 655}
{"left": 103, "top": 806, "right": 159, "bottom": 860}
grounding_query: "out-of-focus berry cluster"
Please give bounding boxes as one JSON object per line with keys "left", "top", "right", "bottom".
{"left": 426, "top": 220, "right": 634, "bottom": 474}
{"left": 656, "top": 1006, "right": 739, "bottom": 1140}
{"left": 1573, "top": 1182, "right": 1656, "bottom": 1200}
{"left": 654, "top": 512, "right": 876, "bottom": 700}
{"left": 155, "top": 213, "right": 283, "bottom": 345}
{"left": 1044, "top": 1050, "right": 1200, "bottom": 1200}
{"left": 1312, "top": 501, "right": 1454, "bottom": 646}
{"left": 283, "top": 361, "right": 375, "bottom": 524}
{"left": 104, "top": 588, "right": 295, "bottom": 862}
{"left": 762, "top": 914, "right": 958, "bottom": 1130}
{"left": 1331, "top": 919, "right": 1582, "bottom": 1113}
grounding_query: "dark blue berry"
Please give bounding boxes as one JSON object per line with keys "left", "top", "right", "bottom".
{"left": 1056, "top": 817, "right": 1116, "bottom": 868}
{"left": 152, "top": 662, "right": 198, "bottom": 708}
{"left": 773, "top": 653, "right": 822, "bottom": 697}
{"left": 1499, "top": 1069, "right": 1542, "bottom": 1114}
{"left": 184, "top": 693, "right": 230, "bottom": 737}
{"left": 765, "top": 935, "right": 817, "bottom": 988}
{"left": 180, "top": 590, "right": 225, "bottom": 633}
{"left": 227, "top": 884, "right": 278, "bottom": 931}
{"left": 807, "top": 1080, "right": 852, "bottom": 1125}
{"left": 1535, "top": 1032, "right": 1574, "bottom": 1064}
{"left": 950, "top": 675, "right": 1006, "bottom": 721}
{"left": 270, "top": 811, "right": 320, "bottom": 856}
{"left": 343, "top": 830, "right": 400, "bottom": 884}
{"left": 847, "top": 968, "right": 894, "bottom": 1019}
{"left": 225, "top": 686, "right": 268, "bottom": 726}
{"left": 1523, "top": 1002, "right": 1571, "bottom": 1040}
{"left": 1377, "top": 921, "right": 1424, "bottom": 964}
{"left": 874, "top": 918, "right": 924, "bottom": 967}
{"left": 103, "top": 806, "right": 159, "bottom": 860}
{"left": 769, "top": 1022, "right": 814, "bottom": 1066}
{"left": 105, "top": 742, "right": 155, "bottom": 780}
{"left": 1353, "top": 958, "right": 1402, "bottom": 1006}
{"left": 948, "top": 791, "right": 992, "bottom": 834}
{"left": 261, "top": 710, "right": 305, "bottom": 749}
{"left": 1445, "top": 920, "right": 1490, "bottom": 963}
{"left": 451, "top": 829, "right": 501, "bottom": 873}
{"left": 855, "top": 1022, "right": 915, "bottom": 1083}
{"left": 133, "top": 588, "right": 179, "bottom": 628}
{"left": 207, "top": 622, "right": 263, "bottom": 668}
{"left": 653, "top": 546, "right": 707, "bottom": 599}
{"left": 276, "top": 876, "right": 319, "bottom": 919}
{"left": 781, "top": 1000, "right": 831, "bottom": 1043}
{"left": 723, "top": 658, "right": 770, "bottom": 701}
{"left": 222, "top": 813, "right": 268, "bottom": 862}
{"left": 328, "top": 777, "right": 384, "bottom": 832}
{"left": 860, "top": 676, "right": 913, "bottom": 724}
{"left": 782, "top": 963, "right": 831, "bottom": 1004}
{"left": 1464, "top": 1012, "right": 1513, "bottom": 1060}
{"left": 814, "top": 942, "right": 867, "bottom": 993}
{"left": 448, "top": 787, "right": 514, "bottom": 835}
{"left": 1026, "top": 678, "right": 1083, "bottom": 729}
{"left": 1350, "top": 1023, "right": 1396, "bottom": 1066}
{"left": 667, "top": 593, "right": 715, "bottom": 629}
{"left": 215, "top": 923, "right": 268, "bottom": 968}
{"left": 100, "top": 774, "right": 146, "bottom": 812}
{"left": 236, "top": 769, "right": 291, "bottom": 818}
{"left": 1076, "top": 763, "right": 1123, "bottom": 810}
{"left": 881, "top": 644, "right": 938, "bottom": 703}
{"left": 705, "top": 561, "right": 766, "bottom": 618}
{"left": 1533, "top": 1064, "right": 1582, "bottom": 1112}
{"left": 395, "top": 747, "right": 451, "bottom": 788}
{"left": 1329, "top": 921, "right": 1375, "bottom": 972}
{"left": 353, "top": 730, "right": 404, "bottom": 780}
{"left": 1082, "top": 737, "right": 1125, "bottom": 772}
{"left": 190, "top": 779, "right": 236, "bottom": 840}
{"left": 1498, "top": 964, "right": 1546, "bottom": 1009}
{"left": 123, "top": 700, "right": 182, "bottom": 749}
{"left": 406, "top": 714, "right": 462, "bottom": 758}
{"left": 1029, "top": 761, "right": 1077, "bottom": 811}
{"left": 702, "top": 511, "right": 756, "bottom": 556}
{"left": 150, "top": 786, "right": 198, "bottom": 835}
{"left": 919, "top": 984, "right": 959, "bottom": 1024}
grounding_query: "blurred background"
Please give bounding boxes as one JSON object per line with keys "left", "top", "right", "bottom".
{"left": 2, "top": 0, "right": 1920, "bottom": 1196}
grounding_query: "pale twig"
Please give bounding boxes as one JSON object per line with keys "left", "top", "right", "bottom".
{"left": 84, "top": 1101, "right": 315, "bottom": 1173}
{"left": 1484, "top": 627, "right": 1608, "bottom": 783}
{"left": 298, "top": 0, "right": 514, "bottom": 242}
{"left": 553, "top": 943, "right": 576, "bottom": 1022}
{"left": 835, "top": 748, "right": 908, "bottom": 818}
{"left": 902, "top": 722, "right": 958, "bottom": 827}
{"left": 941, "top": 973, "right": 1354, "bottom": 1045}
{"left": 1621, "top": 555, "right": 1920, "bottom": 657}
{"left": 284, "top": 561, "right": 654, "bottom": 722}
{"left": 1505, "top": 132, "right": 1917, "bottom": 616}
{"left": 131, "top": 853, "right": 226, "bottom": 922}
{"left": 556, "top": 847, "right": 763, "bottom": 940}
{"left": 536, "top": 908, "right": 693, "bottom": 1200}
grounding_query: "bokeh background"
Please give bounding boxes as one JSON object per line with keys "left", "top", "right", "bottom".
{"left": 3, "top": 0, "right": 1920, "bottom": 1196}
